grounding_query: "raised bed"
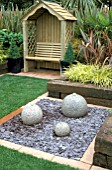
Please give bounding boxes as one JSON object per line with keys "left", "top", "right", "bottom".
{"left": 0, "top": 61, "right": 8, "bottom": 74}
{"left": 93, "top": 113, "right": 112, "bottom": 169}
{"left": 47, "top": 80, "right": 112, "bottom": 107}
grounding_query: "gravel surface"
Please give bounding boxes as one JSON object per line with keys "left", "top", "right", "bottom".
{"left": 0, "top": 99, "right": 110, "bottom": 160}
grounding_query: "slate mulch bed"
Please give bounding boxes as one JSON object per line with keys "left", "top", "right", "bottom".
{"left": 0, "top": 99, "right": 110, "bottom": 161}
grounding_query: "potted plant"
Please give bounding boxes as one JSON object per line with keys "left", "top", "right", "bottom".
{"left": 7, "top": 38, "right": 22, "bottom": 73}
{"left": 60, "top": 41, "right": 76, "bottom": 72}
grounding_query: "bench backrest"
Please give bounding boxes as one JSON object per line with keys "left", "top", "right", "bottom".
{"left": 34, "top": 42, "right": 61, "bottom": 59}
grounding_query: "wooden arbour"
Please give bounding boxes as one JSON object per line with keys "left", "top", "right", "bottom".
{"left": 22, "top": 0, "right": 77, "bottom": 72}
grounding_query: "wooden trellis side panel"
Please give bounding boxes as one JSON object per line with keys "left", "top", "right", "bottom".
{"left": 65, "top": 21, "right": 74, "bottom": 46}
{"left": 27, "top": 21, "right": 36, "bottom": 55}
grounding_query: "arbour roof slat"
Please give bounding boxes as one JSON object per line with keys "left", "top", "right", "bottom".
{"left": 21, "top": 0, "right": 77, "bottom": 21}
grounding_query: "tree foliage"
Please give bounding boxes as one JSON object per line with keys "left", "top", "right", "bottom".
{"left": 0, "top": 0, "right": 35, "bottom": 10}
{"left": 100, "top": 0, "right": 112, "bottom": 9}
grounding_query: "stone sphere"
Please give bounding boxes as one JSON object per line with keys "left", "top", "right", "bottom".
{"left": 54, "top": 122, "right": 70, "bottom": 137}
{"left": 21, "top": 104, "right": 43, "bottom": 125}
{"left": 62, "top": 93, "right": 88, "bottom": 118}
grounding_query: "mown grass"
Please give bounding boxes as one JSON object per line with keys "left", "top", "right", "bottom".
{"left": 0, "top": 74, "right": 48, "bottom": 118}
{"left": 0, "top": 146, "right": 80, "bottom": 170}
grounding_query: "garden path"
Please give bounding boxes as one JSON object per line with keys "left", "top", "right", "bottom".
{"left": 11, "top": 69, "right": 61, "bottom": 79}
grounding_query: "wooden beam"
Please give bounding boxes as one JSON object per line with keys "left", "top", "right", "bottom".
{"left": 23, "top": 20, "right": 29, "bottom": 72}
{"left": 61, "top": 21, "right": 66, "bottom": 60}
{"left": 26, "top": 56, "right": 60, "bottom": 62}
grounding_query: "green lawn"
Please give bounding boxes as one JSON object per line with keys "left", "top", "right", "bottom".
{"left": 0, "top": 146, "right": 80, "bottom": 170}
{"left": 0, "top": 74, "right": 49, "bottom": 118}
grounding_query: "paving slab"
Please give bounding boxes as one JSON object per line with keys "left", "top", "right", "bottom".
{"left": 19, "top": 146, "right": 54, "bottom": 161}
{"left": 52, "top": 156, "right": 91, "bottom": 170}
{"left": 9, "top": 69, "right": 60, "bottom": 80}
{"left": 81, "top": 138, "right": 95, "bottom": 164}
{"left": 0, "top": 139, "right": 22, "bottom": 150}
{"left": 90, "top": 165, "right": 109, "bottom": 170}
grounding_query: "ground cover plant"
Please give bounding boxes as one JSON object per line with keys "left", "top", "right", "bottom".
{"left": 0, "top": 74, "right": 48, "bottom": 118}
{"left": 64, "top": 63, "right": 112, "bottom": 87}
{"left": 0, "top": 145, "right": 79, "bottom": 170}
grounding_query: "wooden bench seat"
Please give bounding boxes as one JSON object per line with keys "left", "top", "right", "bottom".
{"left": 26, "top": 42, "right": 61, "bottom": 63}
{"left": 25, "top": 56, "right": 60, "bottom": 62}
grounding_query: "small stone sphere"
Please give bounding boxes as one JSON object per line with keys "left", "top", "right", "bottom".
{"left": 21, "top": 103, "right": 43, "bottom": 125}
{"left": 62, "top": 93, "right": 88, "bottom": 118}
{"left": 54, "top": 122, "right": 70, "bottom": 137}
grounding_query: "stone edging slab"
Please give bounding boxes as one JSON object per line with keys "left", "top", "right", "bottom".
{"left": 0, "top": 139, "right": 92, "bottom": 170}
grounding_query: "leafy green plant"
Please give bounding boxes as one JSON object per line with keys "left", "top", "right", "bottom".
{"left": 8, "top": 32, "right": 23, "bottom": 46}
{"left": 64, "top": 42, "right": 76, "bottom": 63}
{"left": 74, "top": 4, "right": 112, "bottom": 40}
{"left": 0, "top": 29, "right": 9, "bottom": 44}
{"left": 84, "top": 6, "right": 112, "bottom": 39}
{"left": 0, "top": 44, "right": 8, "bottom": 63}
{"left": 8, "top": 38, "right": 20, "bottom": 59}
{"left": 64, "top": 63, "right": 112, "bottom": 87}
{"left": 0, "top": 3, "right": 25, "bottom": 33}
{"left": 0, "top": 29, "right": 23, "bottom": 50}
{"left": 52, "top": 0, "right": 100, "bottom": 17}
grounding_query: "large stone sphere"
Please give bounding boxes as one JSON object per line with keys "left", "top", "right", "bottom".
{"left": 21, "top": 104, "right": 43, "bottom": 125}
{"left": 54, "top": 122, "right": 70, "bottom": 137}
{"left": 62, "top": 93, "right": 88, "bottom": 118}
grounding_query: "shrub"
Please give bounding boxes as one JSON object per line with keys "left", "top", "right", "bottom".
{"left": 0, "top": 29, "right": 23, "bottom": 49}
{"left": 64, "top": 42, "right": 76, "bottom": 63}
{"left": 78, "top": 30, "right": 112, "bottom": 66}
{"left": 8, "top": 38, "right": 20, "bottom": 59}
{"left": 64, "top": 63, "right": 112, "bottom": 87}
